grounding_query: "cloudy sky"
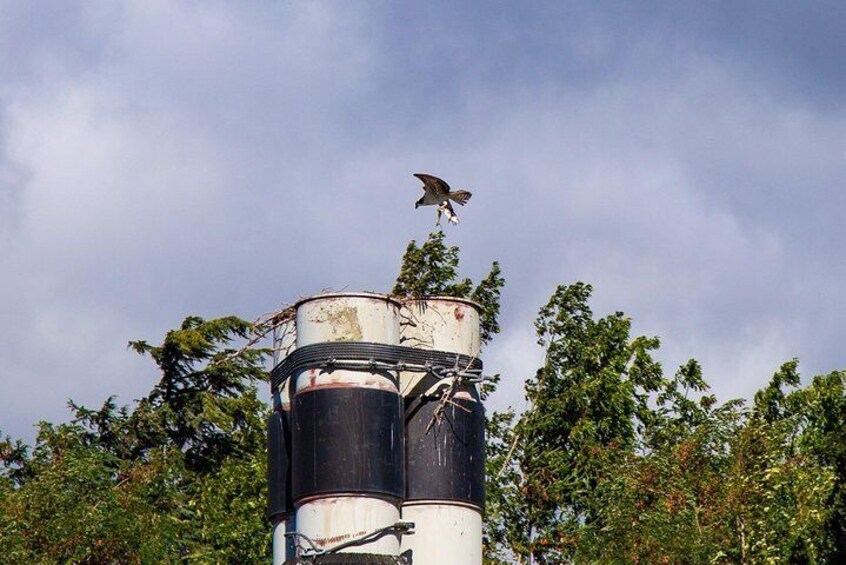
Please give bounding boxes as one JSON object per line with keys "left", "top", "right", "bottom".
{"left": 2, "top": 1, "right": 845, "bottom": 443}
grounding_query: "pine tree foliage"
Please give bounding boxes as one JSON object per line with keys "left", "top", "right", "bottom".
{"left": 125, "top": 315, "right": 268, "bottom": 472}
{"left": 392, "top": 230, "right": 505, "bottom": 344}
{"left": 0, "top": 316, "right": 270, "bottom": 563}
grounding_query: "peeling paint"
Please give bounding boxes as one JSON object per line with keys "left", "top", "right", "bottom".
{"left": 296, "top": 496, "right": 401, "bottom": 555}
{"left": 323, "top": 305, "right": 363, "bottom": 341}
{"left": 297, "top": 294, "right": 400, "bottom": 347}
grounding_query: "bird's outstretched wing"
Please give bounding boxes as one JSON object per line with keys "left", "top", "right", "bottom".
{"left": 414, "top": 173, "right": 452, "bottom": 197}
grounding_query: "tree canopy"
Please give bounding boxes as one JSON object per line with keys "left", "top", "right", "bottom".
{"left": 484, "top": 283, "right": 843, "bottom": 564}
{"left": 2, "top": 231, "right": 844, "bottom": 564}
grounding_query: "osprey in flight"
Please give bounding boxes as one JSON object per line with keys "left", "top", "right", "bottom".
{"left": 413, "top": 173, "right": 472, "bottom": 225}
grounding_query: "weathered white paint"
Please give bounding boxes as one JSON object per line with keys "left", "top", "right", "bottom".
{"left": 272, "top": 319, "right": 297, "bottom": 366}
{"left": 398, "top": 296, "right": 481, "bottom": 396}
{"left": 294, "top": 294, "right": 401, "bottom": 394}
{"left": 296, "top": 496, "right": 401, "bottom": 556}
{"left": 272, "top": 320, "right": 296, "bottom": 411}
{"left": 269, "top": 317, "right": 293, "bottom": 564}
{"left": 400, "top": 297, "right": 484, "bottom": 564}
{"left": 293, "top": 293, "right": 403, "bottom": 557}
{"left": 271, "top": 519, "right": 285, "bottom": 565}
{"left": 296, "top": 292, "right": 401, "bottom": 347}
{"left": 401, "top": 503, "right": 483, "bottom": 564}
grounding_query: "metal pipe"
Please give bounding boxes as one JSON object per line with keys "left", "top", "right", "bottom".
{"left": 291, "top": 293, "right": 405, "bottom": 558}
{"left": 270, "top": 321, "right": 296, "bottom": 565}
{"left": 400, "top": 297, "right": 485, "bottom": 565}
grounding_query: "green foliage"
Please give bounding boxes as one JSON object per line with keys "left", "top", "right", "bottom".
{"left": 0, "top": 316, "right": 270, "bottom": 564}
{"left": 485, "top": 282, "right": 844, "bottom": 565}
{"left": 3, "top": 236, "right": 846, "bottom": 565}
{"left": 0, "top": 422, "right": 190, "bottom": 564}
{"left": 487, "top": 282, "right": 665, "bottom": 563}
{"left": 794, "top": 370, "right": 846, "bottom": 561}
{"left": 126, "top": 315, "right": 268, "bottom": 472}
{"left": 392, "top": 231, "right": 471, "bottom": 297}
{"left": 186, "top": 443, "right": 269, "bottom": 563}
{"left": 393, "top": 231, "right": 505, "bottom": 344}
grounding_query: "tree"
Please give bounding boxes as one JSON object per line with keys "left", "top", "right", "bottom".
{"left": 125, "top": 315, "right": 267, "bottom": 472}
{"left": 485, "top": 282, "right": 664, "bottom": 563}
{"left": 0, "top": 316, "right": 271, "bottom": 563}
{"left": 5, "top": 233, "right": 846, "bottom": 564}
{"left": 393, "top": 230, "right": 505, "bottom": 345}
{"left": 484, "top": 283, "right": 841, "bottom": 565}
{"left": 792, "top": 369, "right": 846, "bottom": 561}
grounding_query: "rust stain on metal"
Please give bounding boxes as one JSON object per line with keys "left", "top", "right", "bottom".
{"left": 454, "top": 306, "right": 465, "bottom": 321}
{"left": 315, "top": 530, "right": 368, "bottom": 546}
{"left": 296, "top": 368, "right": 397, "bottom": 393}
{"left": 298, "top": 380, "right": 397, "bottom": 394}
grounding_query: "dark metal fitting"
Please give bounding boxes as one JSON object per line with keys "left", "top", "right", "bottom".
{"left": 270, "top": 341, "right": 483, "bottom": 391}
{"left": 393, "top": 520, "right": 415, "bottom": 532}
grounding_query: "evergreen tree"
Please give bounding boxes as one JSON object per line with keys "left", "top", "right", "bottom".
{"left": 3, "top": 233, "right": 846, "bottom": 564}
{"left": 0, "top": 316, "right": 271, "bottom": 563}
{"left": 393, "top": 230, "right": 505, "bottom": 345}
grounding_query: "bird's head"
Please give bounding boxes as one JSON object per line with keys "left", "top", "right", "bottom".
{"left": 414, "top": 197, "right": 423, "bottom": 209}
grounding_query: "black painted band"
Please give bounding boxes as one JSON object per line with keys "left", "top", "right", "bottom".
{"left": 292, "top": 388, "right": 404, "bottom": 503}
{"left": 405, "top": 387, "right": 485, "bottom": 510}
{"left": 266, "top": 410, "right": 293, "bottom": 519}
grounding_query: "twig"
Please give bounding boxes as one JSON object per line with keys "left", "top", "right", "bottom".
{"left": 425, "top": 352, "right": 479, "bottom": 433}
{"left": 497, "top": 428, "right": 523, "bottom": 478}
{"left": 212, "top": 304, "right": 296, "bottom": 366}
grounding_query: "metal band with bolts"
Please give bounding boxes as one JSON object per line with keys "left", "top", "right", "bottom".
{"left": 270, "top": 341, "right": 483, "bottom": 392}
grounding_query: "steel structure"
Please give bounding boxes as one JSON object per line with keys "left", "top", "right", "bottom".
{"left": 268, "top": 292, "right": 486, "bottom": 564}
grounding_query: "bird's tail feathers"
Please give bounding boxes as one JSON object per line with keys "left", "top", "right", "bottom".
{"left": 449, "top": 190, "right": 472, "bottom": 206}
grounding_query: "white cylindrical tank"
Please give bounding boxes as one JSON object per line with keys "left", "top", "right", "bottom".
{"left": 400, "top": 297, "right": 485, "bottom": 565}
{"left": 292, "top": 293, "right": 404, "bottom": 557}
{"left": 399, "top": 296, "right": 481, "bottom": 396}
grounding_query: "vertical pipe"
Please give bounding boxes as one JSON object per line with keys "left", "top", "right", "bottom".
{"left": 400, "top": 297, "right": 485, "bottom": 565}
{"left": 292, "top": 293, "right": 404, "bottom": 557}
{"left": 269, "top": 321, "right": 296, "bottom": 565}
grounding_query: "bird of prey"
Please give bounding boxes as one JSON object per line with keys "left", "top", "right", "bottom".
{"left": 413, "top": 173, "right": 472, "bottom": 225}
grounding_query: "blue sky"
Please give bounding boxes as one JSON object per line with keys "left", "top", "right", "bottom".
{"left": 2, "top": 1, "right": 845, "bottom": 442}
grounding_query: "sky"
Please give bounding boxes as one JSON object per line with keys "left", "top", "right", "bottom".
{"left": 1, "top": 1, "right": 845, "bottom": 443}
